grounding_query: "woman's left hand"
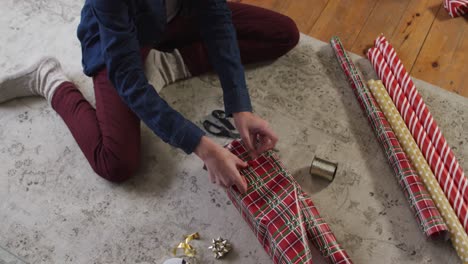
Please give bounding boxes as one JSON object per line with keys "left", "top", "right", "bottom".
{"left": 233, "top": 112, "right": 278, "bottom": 158}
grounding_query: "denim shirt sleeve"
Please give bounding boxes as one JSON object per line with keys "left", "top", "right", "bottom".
{"left": 91, "top": 0, "right": 205, "bottom": 154}
{"left": 196, "top": 0, "right": 253, "bottom": 116}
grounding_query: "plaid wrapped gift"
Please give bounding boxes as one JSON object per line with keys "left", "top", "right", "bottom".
{"left": 444, "top": 0, "right": 468, "bottom": 18}
{"left": 330, "top": 36, "right": 447, "bottom": 239}
{"left": 226, "top": 140, "right": 353, "bottom": 264}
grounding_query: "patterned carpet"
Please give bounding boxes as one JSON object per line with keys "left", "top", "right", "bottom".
{"left": 0, "top": 1, "right": 467, "bottom": 263}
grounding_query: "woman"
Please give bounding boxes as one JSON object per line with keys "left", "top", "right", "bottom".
{"left": 0, "top": 0, "right": 299, "bottom": 193}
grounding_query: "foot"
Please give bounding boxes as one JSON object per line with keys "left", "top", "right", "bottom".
{"left": 144, "top": 49, "right": 191, "bottom": 93}
{"left": 0, "top": 57, "right": 69, "bottom": 104}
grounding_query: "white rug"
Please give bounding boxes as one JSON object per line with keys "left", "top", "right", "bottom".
{"left": 1, "top": 1, "right": 467, "bottom": 263}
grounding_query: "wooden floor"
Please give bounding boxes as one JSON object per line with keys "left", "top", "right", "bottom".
{"left": 241, "top": 0, "right": 468, "bottom": 97}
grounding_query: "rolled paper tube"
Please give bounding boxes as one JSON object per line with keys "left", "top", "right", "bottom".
{"left": 443, "top": 0, "right": 468, "bottom": 18}
{"left": 367, "top": 47, "right": 468, "bottom": 232}
{"left": 226, "top": 140, "right": 353, "bottom": 264}
{"left": 330, "top": 36, "right": 447, "bottom": 239}
{"left": 374, "top": 35, "right": 468, "bottom": 210}
{"left": 368, "top": 79, "right": 468, "bottom": 263}
{"left": 310, "top": 157, "right": 337, "bottom": 182}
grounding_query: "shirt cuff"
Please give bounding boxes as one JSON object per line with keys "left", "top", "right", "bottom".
{"left": 224, "top": 92, "right": 253, "bottom": 117}
{"left": 174, "top": 120, "right": 206, "bottom": 154}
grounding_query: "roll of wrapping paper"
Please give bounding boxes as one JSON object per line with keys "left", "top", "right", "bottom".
{"left": 368, "top": 79, "right": 468, "bottom": 263}
{"left": 367, "top": 47, "right": 468, "bottom": 232}
{"left": 226, "top": 140, "right": 352, "bottom": 264}
{"left": 444, "top": 0, "right": 468, "bottom": 18}
{"left": 374, "top": 35, "right": 468, "bottom": 208}
{"left": 330, "top": 36, "right": 447, "bottom": 239}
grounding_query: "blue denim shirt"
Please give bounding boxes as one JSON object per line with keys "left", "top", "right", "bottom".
{"left": 77, "top": 0, "right": 252, "bottom": 154}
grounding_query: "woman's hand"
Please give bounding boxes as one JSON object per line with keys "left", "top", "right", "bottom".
{"left": 195, "top": 136, "right": 248, "bottom": 193}
{"left": 233, "top": 112, "right": 278, "bottom": 158}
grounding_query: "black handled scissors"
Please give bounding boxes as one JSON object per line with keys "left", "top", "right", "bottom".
{"left": 203, "top": 110, "right": 240, "bottom": 139}
{"left": 211, "top": 110, "right": 236, "bottom": 130}
{"left": 203, "top": 120, "right": 240, "bottom": 139}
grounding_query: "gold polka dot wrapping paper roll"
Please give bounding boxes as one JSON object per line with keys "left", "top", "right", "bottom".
{"left": 368, "top": 79, "right": 468, "bottom": 263}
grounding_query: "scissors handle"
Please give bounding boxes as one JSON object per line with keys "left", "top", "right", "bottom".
{"left": 212, "top": 110, "right": 236, "bottom": 131}
{"left": 203, "top": 120, "right": 240, "bottom": 139}
{"left": 203, "top": 120, "right": 232, "bottom": 138}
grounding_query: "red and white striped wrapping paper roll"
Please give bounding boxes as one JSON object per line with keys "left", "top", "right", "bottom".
{"left": 367, "top": 47, "right": 468, "bottom": 232}
{"left": 331, "top": 36, "right": 447, "bottom": 239}
{"left": 374, "top": 35, "right": 468, "bottom": 213}
{"left": 444, "top": 0, "right": 468, "bottom": 18}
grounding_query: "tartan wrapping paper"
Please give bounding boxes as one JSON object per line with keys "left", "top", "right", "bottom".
{"left": 374, "top": 35, "right": 468, "bottom": 211}
{"left": 444, "top": 0, "right": 468, "bottom": 17}
{"left": 368, "top": 79, "right": 468, "bottom": 262}
{"left": 225, "top": 140, "right": 353, "bottom": 264}
{"left": 367, "top": 45, "right": 468, "bottom": 232}
{"left": 330, "top": 36, "right": 447, "bottom": 239}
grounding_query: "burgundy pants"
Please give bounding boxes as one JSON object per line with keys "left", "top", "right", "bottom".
{"left": 52, "top": 3, "right": 299, "bottom": 182}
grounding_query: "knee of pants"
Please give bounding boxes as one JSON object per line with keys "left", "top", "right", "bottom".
{"left": 94, "top": 151, "right": 141, "bottom": 183}
{"left": 276, "top": 15, "right": 300, "bottom": 55}
{"left": 283, "top": 17, "right": 301, "bottom": 51}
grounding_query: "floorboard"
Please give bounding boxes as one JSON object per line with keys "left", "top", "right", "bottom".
{"left": 239, "top": 0, "right": 468, "bottom": 97}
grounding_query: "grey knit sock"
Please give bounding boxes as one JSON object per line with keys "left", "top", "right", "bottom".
{"left": 0, "top": 57, "right": 69, "bottom": 104}
{"left": 144, "top": 49, "right": 191, "bottom": 93}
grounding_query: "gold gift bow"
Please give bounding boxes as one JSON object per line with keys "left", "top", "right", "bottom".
{"left": 368, "top": 79, "right": 468, "bottom": 263}
{"left": 173, "top": 232, "right": 200, "bottom": 257}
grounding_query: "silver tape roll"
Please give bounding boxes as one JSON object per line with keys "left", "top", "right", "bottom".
{"left": 310, "top": 157, "right": 337, "bottom": 182}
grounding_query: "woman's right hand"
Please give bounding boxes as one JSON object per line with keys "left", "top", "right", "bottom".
{"left": 194, "top": 136, "right": 248, "bottom": 193}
